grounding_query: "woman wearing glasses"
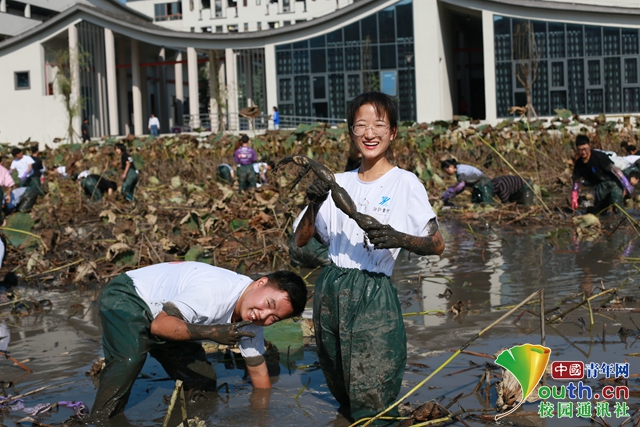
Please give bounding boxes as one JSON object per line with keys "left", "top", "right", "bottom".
{"left": 294, "top": 92, "right": 445, "bottom": 422}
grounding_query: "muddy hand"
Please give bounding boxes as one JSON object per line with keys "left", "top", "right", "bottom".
{"left": 306, "top": 178, "right": 331, "bottom": 205}
{"left": 365, "top": 223, "right": 403, "bottom": 250}
{"left": 210, "top": 320, "right": 255, "bottom": 346}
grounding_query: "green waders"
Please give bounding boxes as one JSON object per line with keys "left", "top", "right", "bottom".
{"left": 510, "top": 181, "right": 534, "bottom": 206}
{"left": 593, "top": 180, "right": 624, "bottom": 213}
{"left": 122, "top": 169, "right": 138, "bottom": 201}
{"left": 217, "top": 165, "right": 233, "bottom": 184}
{"left": 288, "top": 233, "right": 330, "bottom": 269}
{"left": 92, "top": 274, "right": 217, "bottom": 419}
{"left": 314, "top": 263, "right": 406, "bottom": 423}
{"left": 81, "top": 176, "right": 103, "bottom": 201}
{"left": 26, "top": 175, "right": 46, "bottom": 196}
{"left": 471, "top": 177, "right": 494, "bottom": 204}
{"left": 236, "top": 164, "right": 256, "bottom": 191}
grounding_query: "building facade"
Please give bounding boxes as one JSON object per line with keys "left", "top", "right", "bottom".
{"left": 2, "top": 0, "right": 640, "bottom": 145}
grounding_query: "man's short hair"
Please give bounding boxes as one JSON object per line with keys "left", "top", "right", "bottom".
{"left": 264, "top": 271, "right": 307, "bottom": 318}
{"left": 575, "top": 134, "right": 590, "bottom": 147}
{"left": 240, "top": 135, "right": 249, "bottom": 144}
{"left": 629, "top": 170, "right": 640, "bottom": 181}
{"left": 31, "top": 146, "right": 39, "bottom": 155}
{"left": 347, "top": 92, "right": 398, "bottom": 130}
{"left": 11, "top": 148, "right": 21, "bottom": 157}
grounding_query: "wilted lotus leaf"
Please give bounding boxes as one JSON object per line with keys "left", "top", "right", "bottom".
{"left": 169, "top": 195, "right": 184, "bottom": 204}
{"left": 250, "top": 212, "right": 273, "bottom": 229}
{"left": 215, "top": 182, "right": 234, "bottom": 201}
{"left": 74, "top": 261, "right": 97, "bottom": 283}
{"left": 106, "top": 242, "right": 133, "bottom": 262}
{"left": 27, "top": 251, "right": 50, "bottom": 273}
{"left": 186, "top": 183, "right": 203, "bottom": 193}
{"left": 145, "top": 214, "right": 157, "bottom": 225}
{"left": 180, "top": 212, "right": 200, "bottom": 231}
{"left": 99, "top": 210, "right": 117, "bottom": 225}
{"left": 201, "top": 217, "right": 217, "bottom": 234}
{"left": 148, "top": 176, "right": 160, "bottom": 186}
{"left": 114, "top": 219, "right": 135, "bottom": 236}
{"left": 160, "top": 238, "right": 177, "bottom": 251}
{"left": 171, "top": 176, "right": 182, "bottom": 188}
{"left": 4, "top": 213, "right": 36, "bottom": 248}
{"left": 177, "top": 417, "right": 207, "bottom": 427}
{"left": 573, "top": 214, "right": 600, "bottom": 229}
{"left": 40, "top": 229, "right": 58, "bottom": 253}
{"left": 184, "top": 245, "right": 211, "bottom": 264}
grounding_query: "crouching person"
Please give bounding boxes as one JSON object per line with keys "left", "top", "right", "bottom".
{"left": 91, "top": 262, "right": 307, "bottom": 420}
{"left": 76, "top": 171, "right": 117, "bottom": 201}
{"left": 491, "top": 175, "right": 534, "bottom": 205}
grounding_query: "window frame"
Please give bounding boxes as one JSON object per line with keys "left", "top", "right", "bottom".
{"left": 14, "top": 71, "right": 30, "bottom": 90}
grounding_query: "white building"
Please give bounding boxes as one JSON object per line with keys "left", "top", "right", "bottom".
{"left": 3, "top": 0, "right": 640, "bottom": 145}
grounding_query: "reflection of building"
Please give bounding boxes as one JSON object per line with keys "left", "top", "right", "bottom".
{"left": 4, "top": 0, "right": 640, "bottom": 144}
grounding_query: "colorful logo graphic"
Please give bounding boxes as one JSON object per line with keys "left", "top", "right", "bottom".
{"left": 379, "top": 196, "right": 390, "bottom": 206}
{"left": 494, "top": 344, "right": 551, "bottom": 421}
{"left": 551, "top": 361, "right": 584, "bottom": 380}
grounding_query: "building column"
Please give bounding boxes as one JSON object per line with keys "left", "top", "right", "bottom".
{"left": 24, "top": 3, "right": 30, "bottom": 18}
{"left": 225, "top": 48, "right": 238, "bottom": 131}
{"left": 209, "top": 50, "right": 219, "bottom": 132}
{"left": 140, "top": 64, "right": 148, "bottom": 126}
{"left": 117, "top": 38, "right": 129, "bottom": 134}
{"left": 131, "top": 39, "right": 143, "bottom": 135}
{"left": 0, "top": 0, "right": 6, "bottom": 13}
{"left": 264, "top": 43, "right": 277, "bottom": 129}
{"left": 413, "top": 0, "right": 451, "bottom": 122}
{"left": 104, "top": 28, "right": 119, "bottom": 136}
{"left": 175, "top": 52, "right": 184, "bottom": 126}
{"left": 68, "top": 23, "right": 81, "bottom": 140}
{"left": 482, "top": 10, "right": 497, "bottom": 122}
{"left": 187, "top": 47, "right": 200, "bottom": 129}
{"left": 158, "top": 47, "right": 169, "bottom": 133}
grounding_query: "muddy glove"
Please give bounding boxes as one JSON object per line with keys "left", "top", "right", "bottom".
{"left": 306, "top": 178, "right": 331, "bottom": 205}
{"left": 365, "top": 223, "right": 404, "bottom": 250}
{"left": 207, "top": 320, "right": 255, "bottom": 346}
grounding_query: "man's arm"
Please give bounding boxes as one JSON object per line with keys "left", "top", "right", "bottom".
{"left": 150, "top": 311, "right": 255, "bottom": 345}
{"left": 294, "top": 179, "right": 331, "bottom": 247}
{"left": 611, "top": 166, "right": 635, "bottom": 195}
{"left": 246, "top": 361, "right": 271, "bottom": 388}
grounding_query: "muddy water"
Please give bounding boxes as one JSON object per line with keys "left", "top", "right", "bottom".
{"left": 1, "top": 218, "right": 639, "bottom": 426}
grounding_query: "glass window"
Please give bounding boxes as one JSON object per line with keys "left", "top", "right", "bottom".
{"left": 310, "top": 35, "right": 325, "bottom": 48}
{"left": 566, "top": 24, "right": 583, "bottom": 58}
{"left": 605, "top": 57, "right": 622, "bottom": 112}
{"left": 378, "top": 8, "right": 395, "bottom": 43}
{"left": 345, "top": 47, "right": 360, "bottom": 71}
{"left": 568, "top": 59, "right": 585, "bottom": 113}
{"left": 585, "top": 26, "right": 602, "bottom": 56}
{"left": 533, "top": 21, "right": 547, "bottom": 59}
{"left": 328, "top": 48, "right": 344, "bottom": 72}
{"left": 625, "top": 58, "right": 638, "bottom": 84}
{"left": 396, "top": 2, "right": 413, "bottom": 42}
{"left": 548, "top": 23, "right": 565, "bottom": 58}
{"left": 624, "top": 88, "right": 639, "bottom": 112}
{"left": 587, "top": 59, "right": 601, "bottom": 86}
{"left": 361, "top": 14, "right": 377, "bottom": 44}
{"left": 603, "top": 27, "right": 620, "bottom": 56}
{"left": 587, "top": 89, "right": 604, "bottom": 113}
{"left": 292, "top": 40, "right": 308, "bottom": 49}
{"left": 313, "top": 76, "right": 326, "bottom": 99}
{"left": 294, "top": 76, "right": 311, "bottom": 116}
{"left": 551, "top": 61, "right": 564, "bottom": 87}
{"left": 381, "top": 71, "right": 397, "bottom": 96}
{"left": 279, "top": 78, "right": 292, "bottom": 101}
{"left": 347, "top": 74, "right": 360, "bottom": 98}
{"left": 327, "top": 29, "right": 343, "bottom": 47}
{"left": 344, "top": 22, "right": 360, "bottom": 45}
{"left": 14, "top": 71, "right": 29, "bottom": 90}
{"left": 293, "top": 50, "right": 309, "bottom": 74}
{"left": 329, "top": 74, "right": 345, "bottom": 118}
{"left": 276, "top": 51, "right": 292, "bottom": 74}
{"left": 379, "top": 45, "right": 396, "bottom": 69}
{"left": 276, "top": 44, "right": 291, "bottom": 51}
{"left": 494, "top": 16, "right": 511, "bottom": 62}
{"left": 312, "top": 102, "right": 328, "bottom": 118}
{"left": 622, "top": 29, "right": 639, "bottom": 55}
{"left": 310, "top": 49, "right": 326, "bottom": 73}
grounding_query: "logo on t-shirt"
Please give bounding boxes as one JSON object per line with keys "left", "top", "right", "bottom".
{"left": 379, "top": 196, "right": 391, "bottom": 206}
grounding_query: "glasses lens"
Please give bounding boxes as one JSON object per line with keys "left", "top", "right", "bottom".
{"left": 352, "top": 125, "right": 388, "bottom": 137}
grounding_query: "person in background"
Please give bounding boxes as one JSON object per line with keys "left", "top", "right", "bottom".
{"left": 294, "top": 92, "right": 445, "bottom": 422}
{"left": 28, "top": 146, "right": 45, "bottom": 195}
{"left": 440, "top": 159, "right": 494, "bottom": 204}
{"left": 81, "top": 118, "right": 90, "bottom": 143}
{"left": 272, "top": 107, "right": 280, "bottom": 130}
{"left": 10, "top": 148, "right": 34, "bottom": 187}
{"left": 571, "top": 134, "right": 634, "bottom": 214}
{"left": 491, "top": 175, "right": 533, "bottom": 205}
{"left": 148, "top": 114, "right": 160, "bottom": 139}
{"left": 253, "top": 160, "right": 275, "bottom": 187}
{"left": 217, "top": 163, "right": 235, "bottom": 185}
{"left": 0, "top": 154, "right": 15, "bottom": 208}
{"left": 77, "top": 170, "right": 118, "bottom": 201}
{"left": 234, "top": 135, "right": 258, "bottom": 191}
{"left": 90, "top": 262, "right": 307, "bottom": 420}
{"left": 115, "top": 143, "right": 138, "bottom": 202}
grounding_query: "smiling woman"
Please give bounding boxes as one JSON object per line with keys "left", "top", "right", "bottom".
{"left": 293, "top": 91, "right": 445, "bottom": 422}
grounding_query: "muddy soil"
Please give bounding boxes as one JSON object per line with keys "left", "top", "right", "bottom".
{"left": 1, "top": 218, "right": 639, "bottom": 427}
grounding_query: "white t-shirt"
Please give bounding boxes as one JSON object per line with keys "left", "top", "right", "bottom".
{"left": 315, "top": 167, "right": 437, "bottom": 276}
{"left": 127, "top": 262, "right": 264, "bottom": 358}
{"left": 10, "top": 156, "right": 35, "bottom": 178}
{"left": 148, "top": 117, "right": 160, "bottom": 128}
{"left": 624, "top": 155, "right": 640, "bottom": 165}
